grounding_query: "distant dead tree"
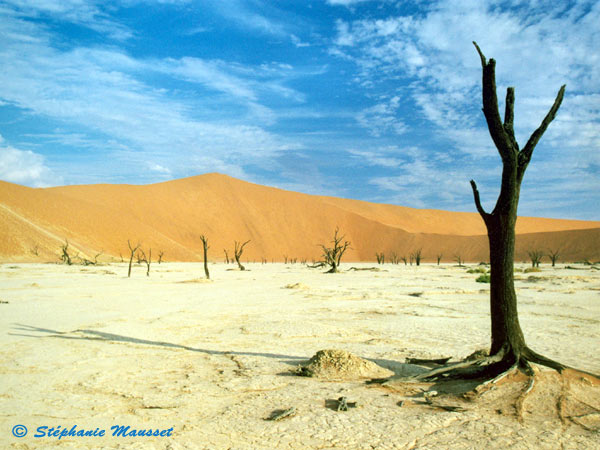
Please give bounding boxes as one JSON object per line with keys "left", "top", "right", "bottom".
{"left": 320, "top": 227, "right": 351, "bottom": 274}
{"left": 283, "top": 255, "right": 288, "bottom": 264}
{"left": 376, "top": 252, "right": 385, "bottom": 264}
{"left": 157, "top": 251, "right": 164, "bottom": 264}
{"left": 527, "top": 249, "right": 544, "bottom": 268}
{"left": 234, "top": 240, "right": 250, "bottom": 271}
{"left": 81, "top": 251, "right": 102, "bottom": 266}
{"left": 30, "top": 245, "right": 39, "bottom": 256}
{"left": 138, "top": 248, "right": 152, "bottom": 277}
{"left": 411, "top": 249, "right": 423, "bottom": 266}
{"left": 200, "top": 235, "right": 210, "bottom": 280}
{"left": 400, "top": 255, "right": 407, "bottom": 265}
{"left": 127, "top": 240, "right": 141, "bottom": 278}
{"left": 548, "top": 249, "right": 560, "bottom": 267}
{"left": 454, "top": 254, "right": 464, "bottom": 267}
{"left": 60, "top": 239, "right": 72, "bottom": 265}
{"left": 223, "top": 249, "right": 230, "bottom": 264}
{"left": 437, "top": 254, "right": 443, "bottom": 265}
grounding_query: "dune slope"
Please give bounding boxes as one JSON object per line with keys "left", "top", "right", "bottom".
{"left": 1, "top": 173, "right": 599, "bottom": 263}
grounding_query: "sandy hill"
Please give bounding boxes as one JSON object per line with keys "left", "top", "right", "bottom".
{"left": 1, "top": 173, "right": 599, "bottom": 264}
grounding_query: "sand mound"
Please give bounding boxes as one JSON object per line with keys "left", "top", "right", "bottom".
{"left": 300, "top": 349, "right": 394, "bottom": 380}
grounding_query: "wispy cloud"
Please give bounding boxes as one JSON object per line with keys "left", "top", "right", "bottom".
{"left": 0, "top": 6, "right": 305, "bottom": 184}
{"left": 2, "top": 0, "right": 133, "bottom": 40}
{"left": 355, "top": 96, "right": 407, "bottom": 137}
{"left": 331, "top": 0, "right": 600, "bottom": 217}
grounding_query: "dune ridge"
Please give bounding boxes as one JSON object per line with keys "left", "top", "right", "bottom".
{"left": 1, "top": 173, "right": 599, "bottom": 263}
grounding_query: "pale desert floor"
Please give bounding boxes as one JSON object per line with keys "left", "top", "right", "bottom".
{"left": 1, "top": 262, "right": 599, "bottom": 449}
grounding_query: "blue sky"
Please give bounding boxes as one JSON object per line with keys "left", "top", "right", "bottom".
{"left": 0, "top": 0, "right": 598, "bottom": 220}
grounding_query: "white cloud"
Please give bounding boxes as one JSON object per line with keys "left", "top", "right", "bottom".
{"left": 348, "top": 149, "right": 402, "bottom": 168}
{"left": 331, "top": 0, "right": 600, "bottom": 217}
{"left": 2, "top": 0, "right": 133, "bottom": 40}
{"left": 0, "top": 138, "right": 60, "bottom": 187}
{"left": 355, "top": 96, "right": 407, "bottom": 136}
{"left": 332, "top": 0, "right": 600, "bottom": 150}
{"left": 327, "top": 0, "right": 372, "bottom": 6}
{"left": 0, "top": 9, "right": 304, "bottom": 182}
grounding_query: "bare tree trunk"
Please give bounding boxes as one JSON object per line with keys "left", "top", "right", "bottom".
{"left": 127, "top": 240, "right": 141, "bottom": 278}
{"left": 470, "top": 42, "right": 565, "bottom": 367}
{"left": 234, "top": 240, "right": 250, "bottom": 271}
{"left": 200, "top": 235, "right": 210, "bottom": 279}
{"left": 395, "top": 43, "right": 572, "bottom": 386}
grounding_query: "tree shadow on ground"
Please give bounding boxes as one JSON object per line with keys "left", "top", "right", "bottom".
{"left": 10, "top": 323, "right": 306, "bottom": 363}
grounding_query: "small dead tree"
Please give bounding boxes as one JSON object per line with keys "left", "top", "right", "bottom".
{"left": 527, "top": 249, "right": 544, "bottom": 268}
{"left": 411, "top": 249, "right": 423, "bottom": 266}
{"left": 376, "top": 252, "right": 385, "bottom": 264}
{"left": 223, "top": 249, "right": 230, "bottom": 264}
{"left": 30, "top": 245, "right": 39, "bottom": 256}
{"left": 138, "top": 248, "right": 152, "bottom": 277}
{"left": 400, "top": 255, "right": 407, "bottom": 265}
{"left": 320, "top": 227, "right": 351, "bottom": 274}
{"left": 234, "top": 240, "right": 250, "bottom": 271}
{"left": 454, "top": 254, "right": 464, "bottom": 267}
{"left": 437, "top": 254, "right": 443, "bottom": 265}
{"left": 200, "top": 235, "right": 210, "bottom": 280}
{"left": 127, "top": 240, "right": 141, "bottom": 278}
{"left": 157, "top": 251, "right": 164, "bottom": 264}
{"left": 60, "top": 240, "right": 72, "bottom": 265}
{"left": 81, "top": 251, "right": 102, "bottom": 266}
{"left": 548, "top": 249, "right": 560, "bottom": 267}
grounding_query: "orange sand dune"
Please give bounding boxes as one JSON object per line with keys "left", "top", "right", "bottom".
{"left": 1, "top": 173, "right": 599, "bottom": 263}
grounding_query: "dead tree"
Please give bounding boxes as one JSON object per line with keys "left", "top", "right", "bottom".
{"left": 81, "top": 251, "right": 102, "bottom": 266}
{"left": 60, "top": 240, "right": 72, "bottom": 265}
{"left": 223, "top": 249, "right": 230, "bottom": 264}
{"left": 376, "top": 252, "right": 385, "bottom": 264}
{"left": 400, "top": 255, "right": 407, "bottom": 265}
{"left": 454, "top": 254, "right": 464, "bottom": 267}
{"left": 527, "top": 249, "right": 544, "bottom": 268}
{"left": 127, "top": 240, "right": 141, "bottom": 278}
{"left": 234, "top": 240, "right": 250, "bottom": 271}
{"left": 408, "top": 43, "right": 571, "bottom": 384}
{"left": 138, "top": 248, "right": 152, "bottom": 277}
{"left": 411, "top": 249, "right": 423, "bottom": 266}
{"left": 200, "top": 235, "right": 210, "bottom": 280}
{"left": 547, "top": 249, "right": 560, "bottom": 267}
{"left": 158, "top": 251, "right": 164, "bottom": 264}
{"left": 437, "top": 254, "right": 443, "bottom": 265}
{"left": 320, "top": 227, "right": 351, "bottom": 273}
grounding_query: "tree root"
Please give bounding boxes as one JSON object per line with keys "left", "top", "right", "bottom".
{"left": 378, "top": 346, "right": 599, "bottom": 428}
{"left": 516, "top": 372, "right": 535, "bottom": 423}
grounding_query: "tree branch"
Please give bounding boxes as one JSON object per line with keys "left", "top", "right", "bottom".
{"left": 470, "top": 179, "right": 489, "bottom": 219}
{"left": 473, "top": 42, "right": 514, "bottom": 161}
{"left": 503, "top": 87, "right": 518, "bottom": 150}
{"left": 519, "top": 84, "right": 566, "bottom": 175}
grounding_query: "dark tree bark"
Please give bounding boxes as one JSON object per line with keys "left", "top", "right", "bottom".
{"left": 548, "top": 249, "right": 560, "bottom": 267}
{"left": 320, "top": 227, "right": 351, "bottom": 273}
{"left": 527, "top": 250, "right": 544, "bottom": 268}
{"left": 234, "top": 240, "right": 250, "bottom": 271}
{"left": 469, "top": 42, "right": 565, "bottom": 367}
{"left": 200, "top": 235, "right": 210, "bottom": 279}
{"left": 138, "top": 248, "right": 152, "bottom": 277}
{"left": 60, "top": 239, "right": 72, "bottom": 265}
{"left": 127, "top": 240, "right": 141, "bottom": 278}
{"left": 389, "top": 43, "right": 576, "bottom": 386}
